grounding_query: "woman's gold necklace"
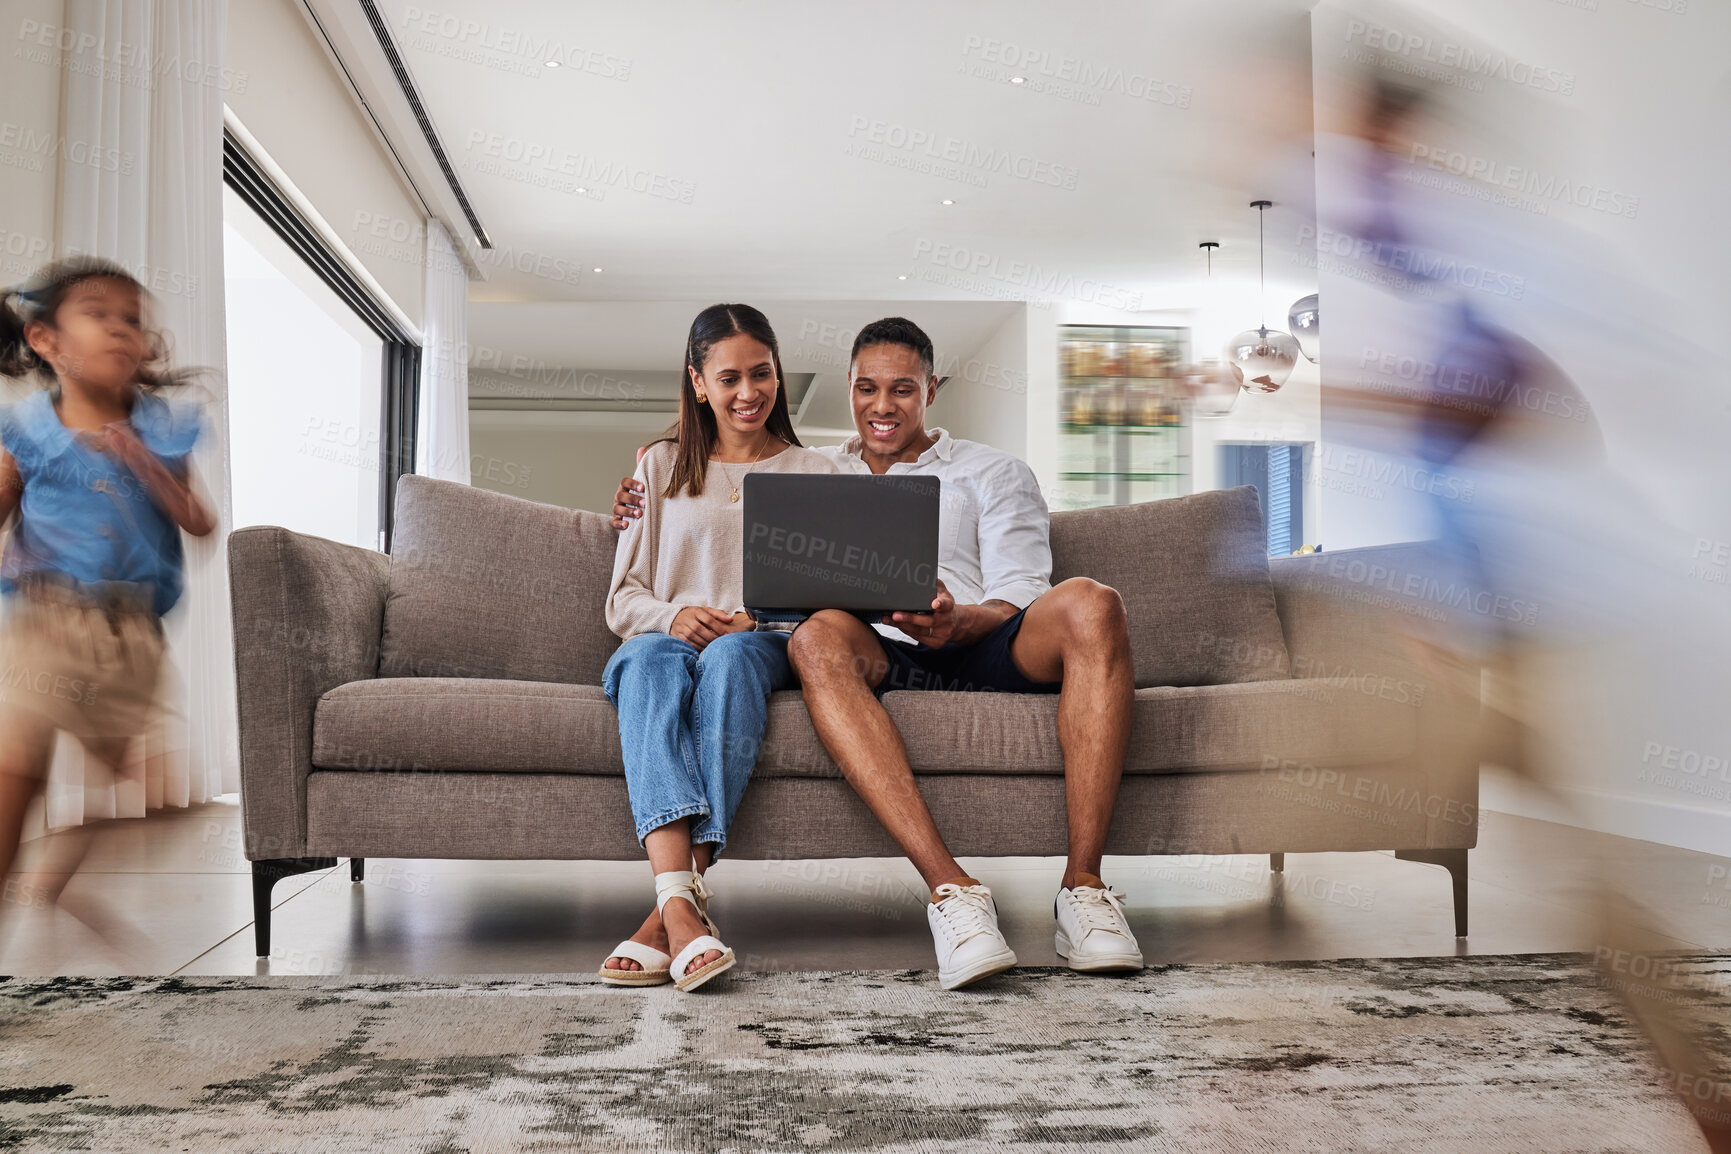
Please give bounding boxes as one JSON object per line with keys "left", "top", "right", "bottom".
{"left": 719, "top": 432, "right": 775, "bottom": 503}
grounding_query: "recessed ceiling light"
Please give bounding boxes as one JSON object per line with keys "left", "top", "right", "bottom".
{"left": 941, "top": 199, "right": 955, "bottom": 206}
{"left": 545, "top": 60, "right": 560, "bottom": 68}
{"left": 592, "top": 267, "right": 603, "bottom": 273}
{"left": 1009, "top": 76, "right": 1026, "bottom": 85}
{"left": 576, "top": 186, "right": 587, "bottom": 193}
{"left": 897, "top": 274, "right": 908, "bottom": 280}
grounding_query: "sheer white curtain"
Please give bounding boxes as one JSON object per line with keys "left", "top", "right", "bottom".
{"left": 416, "top": 219, "right": 471, "bottom": 482}
{"left": 37, "top": 0, "right": 237, "bottom": 829}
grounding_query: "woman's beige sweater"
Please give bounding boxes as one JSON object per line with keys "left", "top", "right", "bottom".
{"left": 606, "top": 438, "right": 841, "bottom": 640}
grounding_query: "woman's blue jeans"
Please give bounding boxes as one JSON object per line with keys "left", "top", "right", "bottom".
{"left": 602, "top": 630, "right": 791, "bottom": 854}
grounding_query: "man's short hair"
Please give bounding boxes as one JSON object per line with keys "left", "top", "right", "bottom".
{"left": 850, "top": 317, "right": 934, "bottom": 379}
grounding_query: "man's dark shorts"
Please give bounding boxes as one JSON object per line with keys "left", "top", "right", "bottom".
{"left": 872, "top": 605, "right": 1061, "bottom": 696}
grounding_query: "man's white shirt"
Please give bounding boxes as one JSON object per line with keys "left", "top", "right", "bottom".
{"left": 815, "top": 428, "right": 1052, "bottom": 644}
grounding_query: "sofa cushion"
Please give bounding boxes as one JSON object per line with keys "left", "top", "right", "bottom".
{"left": 313, "top": 678, "right": 622, "bottom": 773}
{"left": 1050, "top": 486, "right": 1291, "bottom": 688}
{"left": 313, "top": 678, "right": 1416, "bottom": 777}
{"left": 379, "top": 476, "right": 620, "bottom": 684}
{"left": 762, "top": 681, "right": 1417, "bottom": 777}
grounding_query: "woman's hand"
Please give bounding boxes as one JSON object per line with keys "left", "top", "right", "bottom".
{"left": 670, "top": 606, "right": 739, "bottom": 650}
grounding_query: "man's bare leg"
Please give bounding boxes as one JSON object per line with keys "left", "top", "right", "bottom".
{"left": 1006, "top": 578, "right": 1134, "bottom": 889}
{"left": 787, "top": 610, "right": 968, "bottom": 893}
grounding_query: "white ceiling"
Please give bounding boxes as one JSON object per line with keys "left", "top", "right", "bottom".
{"left": 373, "top": 0, "right": 1320, "bottom": 309}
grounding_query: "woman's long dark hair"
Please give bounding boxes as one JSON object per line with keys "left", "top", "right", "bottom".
{"left": 658, "top": 303, "right": 801, "bottom": 499}
{"left": 0, "top": 255, "right": 195, "bottom": 392}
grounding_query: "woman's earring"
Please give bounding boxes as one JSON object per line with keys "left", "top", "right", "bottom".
{"left": 695, "top": 393, "right": 707, "bottom": 402}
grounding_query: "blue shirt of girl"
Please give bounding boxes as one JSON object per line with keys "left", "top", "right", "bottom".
{"left": 0, "top": 388, "right": 202, "bottom": 616}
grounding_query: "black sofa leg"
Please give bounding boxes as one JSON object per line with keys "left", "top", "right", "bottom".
{"left": 350, "top": 858, "right": 365, "bottom": 883}
{"left": 1395, "top": 849, "right": 1468, "bottom": 938}
{"left": 252, "top": 858, "right": 338, "bottom": 957}
{"left": 1270, "top": 853, "right": 1285, "bottom": 873}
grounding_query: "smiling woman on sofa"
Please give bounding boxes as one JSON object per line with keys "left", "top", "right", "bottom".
{"left": 598, "top": 303, "right": 841, "bottom": 992}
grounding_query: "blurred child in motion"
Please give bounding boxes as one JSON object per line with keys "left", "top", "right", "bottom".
{"left": 0, "top": 256, "right": 213, "bottom": 927}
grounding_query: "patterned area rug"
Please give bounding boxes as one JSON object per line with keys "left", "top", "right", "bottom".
{"left": 1, "top": 954, "right": 1724, "bottom": 1153}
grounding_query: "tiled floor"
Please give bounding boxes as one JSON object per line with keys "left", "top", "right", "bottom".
{"left": 1, "top": 798, "right": 1725, "bottom": 978}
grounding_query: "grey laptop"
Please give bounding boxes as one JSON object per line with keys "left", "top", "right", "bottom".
{"left": 743, "top": 472, "right": 941, "bottom": 623}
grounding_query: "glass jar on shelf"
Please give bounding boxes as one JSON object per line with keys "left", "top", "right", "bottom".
{"left": 1137, "top": 382, "right": 1166, "bottom": 426}
{"left": 1129, "top": 342, "right": 1158, "bottom": 378}
{"left": 1074, "top": 341, "right": 1102, "bottom": 378}
{"left": 1099, "top": 341, "right": 1127, "bottom": 378}
{"left": 1101, "top": 383, "right": 1130, "bottom": 425}
{"left": 1158, "top": 386, "right": 1184, "bottom": 425}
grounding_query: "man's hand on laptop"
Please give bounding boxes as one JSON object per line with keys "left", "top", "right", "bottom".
{"left": 610, "top": 476, "right": 646, "bottom": 530}
{"left": 886, "top": 580, "right": 959, "bottom": 648}
{"left": 671, "top": 606, "right": 753, "bottom": 649}
{"left": 888, "top": 584, "right": 1021, "bottom": 649}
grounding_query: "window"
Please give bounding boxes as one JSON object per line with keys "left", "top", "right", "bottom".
{"left": 224, "top": 187, "right": 383, "bottom": 549}
{"left": 221, "top": 128, "right": 420, "bottom": 549}
{"left": 1219, "top": 443, "right": 1308, "bottom": 556}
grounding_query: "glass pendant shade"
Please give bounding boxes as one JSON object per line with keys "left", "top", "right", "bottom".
{"left": 1288, "top": 293, "right": 1320, "bottom": 363}
{"left": 1227, "top": 326, "right": 1300, "bottom": 393}
{"left": 1183, "top": 360, "right": 1242, "bottom": 417}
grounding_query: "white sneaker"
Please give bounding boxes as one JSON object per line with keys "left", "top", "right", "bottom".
{"left": 927, "top": 882, "right": 1018, "bottom": 990}
{"left": 1055, "top": 884, "right": 1144, "bottom": 973}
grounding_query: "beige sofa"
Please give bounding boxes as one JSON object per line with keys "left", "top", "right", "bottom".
{"left": 229, "top": 476, "right": 1480, "bottom": 956}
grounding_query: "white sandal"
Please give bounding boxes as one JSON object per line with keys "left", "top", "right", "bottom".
{"left": 656, "top": 870, "right": 735, "bottom": 993}
{"left": 598, "top": 938, "right": 672, "bottom": 987}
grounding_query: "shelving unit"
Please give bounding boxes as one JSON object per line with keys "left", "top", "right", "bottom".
{"left": 1057, "top": 325, "right": 1191, "bottom": 510}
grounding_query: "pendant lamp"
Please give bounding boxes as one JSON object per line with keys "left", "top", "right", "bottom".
{"left": 1226, "top": 200, "right": 1300, "bottom": 394}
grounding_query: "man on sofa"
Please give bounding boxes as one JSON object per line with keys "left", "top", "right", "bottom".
{"left": 611, "top": 317, "right": 1143, "bottom": 990}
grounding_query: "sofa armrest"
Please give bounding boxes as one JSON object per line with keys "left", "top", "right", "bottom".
{"left": 229, "top": 526, "right": 389, "bottom": 860}
{"left": 1270, "top": 541, "right": 1484, "bottom": 845}
{"left": 1269, "top": 542, "right": 1448, "bottom": 679}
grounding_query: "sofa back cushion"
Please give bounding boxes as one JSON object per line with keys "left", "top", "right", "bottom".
{"left": 1050, "top": 486, "right": 1290, "bottom": 688}
{"left": 379, "top": 476, "right": 620, "bottom": 684}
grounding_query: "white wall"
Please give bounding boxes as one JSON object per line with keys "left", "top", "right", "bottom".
{"left": 468, "top": 411, "right": 669, "bottom": 516}
{"left": 927, "top": 303, "right": 1030, "bottom": 458}
{"left": 1024, "top": 303, "right": 1060, "bottom": 496}
{"left": 225, "top": 0, "right": 424, "bottom": 330}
